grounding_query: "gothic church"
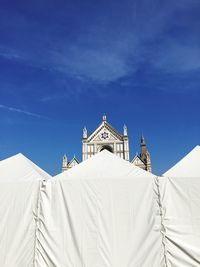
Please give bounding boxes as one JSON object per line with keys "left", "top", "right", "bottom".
{"left": 62, "top": 115, "right": 152, "bottom": 172}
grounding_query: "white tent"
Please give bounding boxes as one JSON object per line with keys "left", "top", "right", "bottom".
{"left": 0, "top": 153, "right": 51, "bottom": 267}
{"left": 1, "top": 149, "right": 200, "bottom": 267}
{"left": 163, "top": 145, "right": 200, "bottom": 178}
{"left": 37, "top": 150, "right": 164, "bottom": 267}
{"left": 160, "top": 146, "right": 200, "bottom": 266}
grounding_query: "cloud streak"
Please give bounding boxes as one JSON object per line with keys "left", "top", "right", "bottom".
{"left": 151, "top": 43, "right": 200, "bottom": 73}
{"left": 0, "top": 104, "right": 50, "bottom": 120}
{"left": 0, "top": 0, "right": 200, "bottom": 89}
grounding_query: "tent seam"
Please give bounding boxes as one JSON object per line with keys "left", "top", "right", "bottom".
{"left": 155, "top": 176, "right": 169, "bottom": 267}
{"left": 33, "top": 180, "right": 44, "bottom": 267}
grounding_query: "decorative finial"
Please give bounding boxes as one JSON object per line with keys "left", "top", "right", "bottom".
{"left": 141, "top": 134, "right": 145, "bottom": 144}
{"left": 62, "top": 154, "right": 68, "bottom": 167}
{"left": 102, "top": 114, "right": 107, "bottom": 122}
{"left": 83, "top": 126, "right": 87, "bottom": 138}
{"left": 123, "top": 124, "right": 128, "bottom": 136}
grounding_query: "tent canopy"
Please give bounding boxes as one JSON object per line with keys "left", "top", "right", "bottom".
{"left": 161, "top": 145, "right": 200, "bottom": 266}
{"left": 0, "top": 153, "right": 51, "bottom": 182}
{"left": 163, "top": 145, "right": 200, "bottom": 178}
{"left": 55, "top": 149, "right": 155, "bottom": 180}
{"left": 1, "top": 149, "right": 200, "bottom": 266}
{"left": 38, "top": 150, "right": 163, "bottom": 267}
{"left": 0, "top": 153, "right": 51, "bottom": 267}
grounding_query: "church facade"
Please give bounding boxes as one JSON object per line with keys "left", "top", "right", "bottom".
{"left": 62, "top": 115, "right": 152, "bottom": 172}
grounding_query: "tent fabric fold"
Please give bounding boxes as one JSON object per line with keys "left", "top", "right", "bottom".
{"left": 154, "top": 176, "right": 169, "bottom": 267}
{"left": 162, "top": 145, "right": 200, "bottom": 267}
{"left": 0, "top": 153, "right": 51, "bottom": 267}
{"left": 38, "top": 151, "right": 164, "bottom": 267}
{"left": 0, "top": 147, "right": 200, "bottom": 266}
{"left": 159, "top": 176, "right": 200, "bottom": 267}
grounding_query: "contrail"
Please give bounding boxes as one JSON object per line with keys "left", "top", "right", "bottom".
{"left": 0, "top": 104, "right": 50, "bottom": 120}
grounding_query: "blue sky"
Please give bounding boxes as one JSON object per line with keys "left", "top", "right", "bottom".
{"left": 0, "top": 0, "right": 200, "bottom": 175}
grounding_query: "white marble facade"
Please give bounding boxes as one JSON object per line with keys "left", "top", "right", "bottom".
{"left": 82, "top": 115, "right": 129, "bottom": 161}
{"left": 62, "top": 115, "right": 151, "bottom": 172}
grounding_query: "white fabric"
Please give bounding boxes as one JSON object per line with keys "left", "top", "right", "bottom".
{"left": 159, "top": 177, "right": 200, "bottom": 267}
{"left": 163, "top": 145, "right": 200, "bottom": 178}
{"left": 0, "top": 153, "right": 51, "bottom": 267}
{"left": 160, "top": 146, "right": 200, "bottom": 266}
{"left": 1, "top": 148, "right": 200, "bottom": 267}
{"left": 38, "top": 151, "right": 164, "bottom": 267}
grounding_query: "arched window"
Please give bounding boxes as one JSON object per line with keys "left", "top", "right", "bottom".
{"left": 100, "top": 145, "right": 113, "bottom": 153}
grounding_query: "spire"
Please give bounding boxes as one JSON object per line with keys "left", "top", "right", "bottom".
{"left": 83, "top": 126, "right": 87, "bottom": 139}
{"left": 140, "top": 134, "right": 147, "bottom": 163}
{"left": 62, "top": 154, "right": 67, "bottom": 167}
{"left": 140, "top": 134, "right": 146, "bottom": 152}
{"left": 73, "top": 154, "right": 78, "bottom": 160}
{"left": 102, "top": 114, "right": 107, "bottom": 122}
{"left": 123, "top": 124, "right": 128, "bottom": 136}
{"left": 141, "top": 134, "right": 145, "bottom": 145}
{"left": 138, "top": 134, "right": 152, "bottom": 172}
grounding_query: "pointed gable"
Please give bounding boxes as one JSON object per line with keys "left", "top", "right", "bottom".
{"left": 131, "top": 154, "right": 146, "bottom": 167}
{"left": 87, "top": 121, "right": 123, "bottom": 142}
{"left": 82, "top": 115, "right": 130, "bottom": 162}
{"left": 68, "top": 156, "right": 79, "bottom": 169}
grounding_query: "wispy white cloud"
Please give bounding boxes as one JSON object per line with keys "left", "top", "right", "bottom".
{"left": 0, "top": 50, "right": 20, "bottom": 60}
{"left": 40, "top": 94, "right": 62, "bottom": 102}
{"left": 0, "top": 104, "right": 50, "bottom": 120}
{"left": 50, "top": 47, "right": 130, "bottom": 83}
{"left": 150, "top": 42, "right": 200, "bottom": 73}
{"left": 0, "top": 0, "right": 200, "bottom": 88}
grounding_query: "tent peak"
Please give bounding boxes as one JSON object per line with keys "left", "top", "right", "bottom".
{"left": 0, "top": 152, "right": 52, "bottom": 181}
{"left": 54, "top": 148, "right": 155, "bottom": 180}
{"left": 163, "top": 145, "right": 200, "bottom": 178}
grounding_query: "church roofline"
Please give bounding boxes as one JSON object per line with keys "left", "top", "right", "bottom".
{"left": 68, "top": 156, "right": 79, "bottom": 165}
{"left": 85, "top": 119, "right": 124, "bottom": 142}
{"left": 131, "top": 154, "right": 146, "bottom": 165}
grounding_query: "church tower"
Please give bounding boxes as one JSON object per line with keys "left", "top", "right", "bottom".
{"left": 140, "top": 134, "right": 152, "bottom": 172}
{"left": 62, "top": 154, "right": 68, "bottom": 172}
{"left": 131, "top": 134, "right": 152, "bottom": 172}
